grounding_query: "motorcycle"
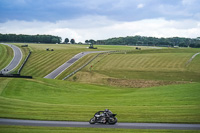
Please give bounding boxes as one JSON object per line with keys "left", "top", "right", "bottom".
{"left": 89, "top": 111, "right": 117, "bottom": 124}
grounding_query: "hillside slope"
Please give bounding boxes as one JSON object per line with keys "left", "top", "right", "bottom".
{"left": 68, "top": 48, "right": 200, "bottom": 87}
{"left": 0, "top": 44, "right": 13, "bottom": 70}
{"left": 0, "top": 77, "right": 199, "bottom": 123}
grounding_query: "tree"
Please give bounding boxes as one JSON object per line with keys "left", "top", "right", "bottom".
{"left": 51, "top": 38, "right": 59, "bottom": 43}
{"left": 89, "top": 39, "right": 95, "bottom": 44}
{"left": 64, "top": 38, "right": 69, "bottom": 44}
{"left": 70, "top": 39, "right": 75, "bottom": 44}
{"left": 85, "top": 40, "right": 89, "bottom": 44}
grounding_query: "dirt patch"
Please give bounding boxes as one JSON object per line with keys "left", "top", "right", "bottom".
{"left": 107, "top": 78, "right": 187, "bottom": 88}
{"left": 69, "top": 71, "right": 109, "bottom": 85}
{"left": 68, "top": 71, "right": 188, "bottom": 88}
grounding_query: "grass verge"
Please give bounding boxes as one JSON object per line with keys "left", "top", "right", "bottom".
{"left": 0, "top": 78, "right": 199, "bottom": 123}
{"left": 0, "top": 125, "right": 199, "bottom": 133}
{"left": 0, "top": 44, "right": 13, "bottom": 70}
{"left": 68, "top": 48, "right": 200, "bottom": 87}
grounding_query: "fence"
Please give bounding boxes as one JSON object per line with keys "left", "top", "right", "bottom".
{"left": 18, "top": 51, "right": 32, "bottom": 74}
{"left": 0, "top": 74, "right": 32, "bottom": 79}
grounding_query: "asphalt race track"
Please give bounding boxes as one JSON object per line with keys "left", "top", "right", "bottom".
{"left": 44, "top": 51, "right": 105, "bottom": 79}
{"left": 0, "top": 43, "right": 22, "bottom": 74}
{"left": 0, "top": 118, "right": 200, "bottom": 130}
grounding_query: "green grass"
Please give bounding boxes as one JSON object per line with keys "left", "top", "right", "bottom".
{"left": 92, "top": 44, "right": 139, "bottom": 50}
{"left": 15, "top": 43, "right": 141, "bottom": 78}
{"left": 0, "top": 44, "right": 200, "bottom": 132}
{"left": 13, "top": 43, "right": 89, "bottom": 51}
{"left": 14, "top": 43, "right": 97, "bottom": 77}
{"left": 12, "top": 43, "right": 200, "bottom": 81}
{"left": 0, "top": 44, "right": 13, "bottom": 70}
{"left": 13, "top": 43, "right": 137, "bottom": 51}
{"left": 72, "top": 48, "right": 200, "bottom": 83}
{"left": 93, "top": 53, "right": 191, "bottom": 71}
{"left": 0, "top": 77, "right": 199, "bottom": 123}
{"left": 15, "top": 43, "right": 127, "bottom": 78}
{"left": 187, "top": 54, "right": 200, "bottom": 72}
{"left": 0, "top": 125, "right": 199, "bottom": 133}
{"left": 20, "top": 50, "right": 82, "bottom": 77}
{"left": 56, "top": 53, "right": 98, "bottom": 80}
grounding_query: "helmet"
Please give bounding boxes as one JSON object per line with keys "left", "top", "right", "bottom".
{"left": 104, "top": 109, "right": 109, "bottom": 112}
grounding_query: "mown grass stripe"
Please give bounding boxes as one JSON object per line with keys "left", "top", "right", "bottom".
{"left": 21, "top": 50, "right": 82, "bottom": 77}
{"left": 95, "top": 53, "right": 194, "bottom": 71}
{"left": 0, "top": 44, "right": 13, "bottom": 70}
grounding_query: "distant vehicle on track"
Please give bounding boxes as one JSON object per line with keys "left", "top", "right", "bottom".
{"left": 46, "top": 48, "right": 54, "bottom": 51}
{"left": 21, "top": 44, "right": 28, "bottom": 47}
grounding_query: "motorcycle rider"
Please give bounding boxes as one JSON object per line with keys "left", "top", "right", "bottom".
{"left": 104, "top": 109, "right": 112, "bottom": 117}
{"left": 100, "top": 109, "right": 111, "bottom": 123}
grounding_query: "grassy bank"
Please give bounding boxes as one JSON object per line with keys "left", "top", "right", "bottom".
{"left": 0, "top": 44, "right": 13, "bottom": 70}
{"left": 69, "top": 48, "right": 200, "bottom": 86}
{"left": 56, "top": 53, "right": 98, "bottom": 80}
{"left": 15, "top": 43, "right": 115, "bottom": 78}
{"left": 0, "top": 78, "right": 199, "bottom": 123}
{"left": 15, "top": 43, "right": 95, "bottom": 77}
{"left": 0, "top": 44, "right": 200, "bottom": 132}
{"left": 0, "top": 125, "right": 198, "bottom": 133}
{"left": 11, "top": 43, "right": 141, "bottom": 78}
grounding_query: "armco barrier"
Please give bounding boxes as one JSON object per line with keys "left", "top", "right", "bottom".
{"left": 62, "top": 50, "right": 134, "bottom": 80}
{"left": 18, "top": 51, "right": 32, "bottom": 74}
{"left": 0, "top": 74, "right": 32, "bottom": 79}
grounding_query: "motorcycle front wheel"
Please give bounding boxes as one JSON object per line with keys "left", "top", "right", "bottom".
{"left": 89, "top": 117, "right": 95, "bottom": 124}
{"left": 108, "top": 117, "right": 117, "bottom": 125}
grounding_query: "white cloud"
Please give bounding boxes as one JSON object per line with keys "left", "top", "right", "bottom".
{"left": 182, "top": 0, "right": 197, "bottom": 5}
{"left": 137, "top": 3, "right": 144, "bottom": 8}
{"left": 0, "top": 16, "right": 199, "bottom": 43}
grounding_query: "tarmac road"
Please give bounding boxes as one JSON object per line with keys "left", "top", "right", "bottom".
{"left": 0, "top": 43, "right": 22, "bottom": 74}
{"left": 0, "top": 118, "right": 200, "bottom": 130}
{"left": 44, "top": 51, "right": 106, "bottom": 79}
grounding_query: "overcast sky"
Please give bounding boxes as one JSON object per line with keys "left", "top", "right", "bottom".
{"left": 0, "top": 0, "right": 199, "bottom": 42}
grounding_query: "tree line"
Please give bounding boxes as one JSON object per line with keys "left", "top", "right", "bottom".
{"left": 87, "top": 36, "right": 200, "bottom": 48}
{"left": 0, "top": 33, "right": 62, "bottom": 43}
{"left": 1, "top": 33, "right": 200, "bottom": 48}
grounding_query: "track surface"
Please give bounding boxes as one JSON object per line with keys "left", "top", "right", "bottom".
{"left": 0, "top": 118, "right": 200, "bottom": 130}
{"left": 0, "top": 43, "right": 22, "bottom": 74}
{"left": 44, "top": 51, "right": 105, "bottom": 79}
